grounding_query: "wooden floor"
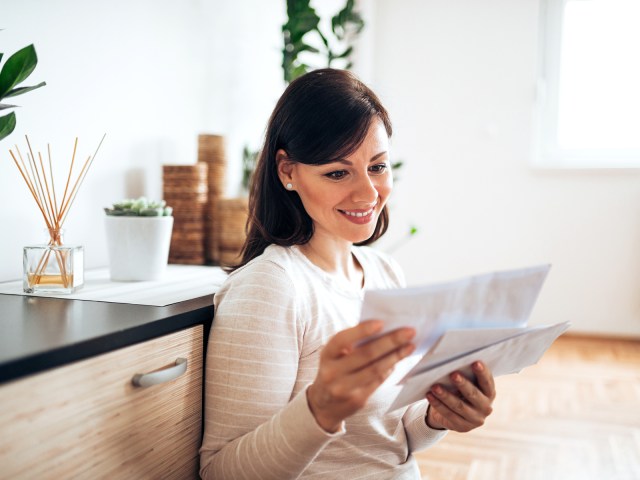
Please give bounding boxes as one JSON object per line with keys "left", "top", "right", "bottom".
{"left": 415, "top": 334, "right": 640, "bottom": 480}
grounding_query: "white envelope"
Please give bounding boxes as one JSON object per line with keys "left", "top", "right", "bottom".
{"left": 387, "top": 321, "right": 570, "bottom": 412}
{"left": 399, "top": 326, "right": 529, "bottom": 383}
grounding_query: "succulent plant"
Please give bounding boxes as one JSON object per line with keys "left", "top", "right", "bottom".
{"left": 104, "top": 197, "right": 172, "bottom": 217}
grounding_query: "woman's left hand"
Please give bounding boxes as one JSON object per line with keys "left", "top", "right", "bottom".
{"left": 425, "top": 361, "right": 496, "bottom": 432}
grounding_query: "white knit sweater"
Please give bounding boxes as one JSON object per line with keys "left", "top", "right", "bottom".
{"left": 199, "top": 245, "right": 446, "bottom": 480}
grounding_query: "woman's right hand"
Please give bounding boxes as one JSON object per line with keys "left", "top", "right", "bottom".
{"left": 306, "top": 320, "right": 416, "bottom": 433}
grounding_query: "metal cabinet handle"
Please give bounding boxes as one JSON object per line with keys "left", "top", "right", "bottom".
{"left": 132, "top": 358, "right": 187, "bottom": 388}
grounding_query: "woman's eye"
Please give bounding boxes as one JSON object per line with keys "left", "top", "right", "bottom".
{"left": 325, "top": 170, "right": 347, "bottom": 180}
{"left": 369, "top": 163, "right": 388, "bottom": 174}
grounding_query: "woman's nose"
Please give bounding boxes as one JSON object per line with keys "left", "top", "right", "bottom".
{"left": 351, "top": 174, "right": 379, "bottom": 204}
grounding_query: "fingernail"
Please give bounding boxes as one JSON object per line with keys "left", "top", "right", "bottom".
{"left": 473, "top": 362, "right": 484, "bottom": 372}
{"left": 433, "top": 385, "right": 443, "bottom": 395}
{"left": 402, "top": 343, "right": 415, "bottom": 356}
{"left": 367, "top": 320, "right": 383, "bottom": 334}
{"left": 451, "top": 373, "right": 462, "bottom": 383}
{"left": 398, "top": 328, "right": 416, "bottom": 342}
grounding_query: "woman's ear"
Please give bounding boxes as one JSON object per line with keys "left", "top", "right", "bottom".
{"left": 276, "top": 149, "right": 294, "bottom": 186}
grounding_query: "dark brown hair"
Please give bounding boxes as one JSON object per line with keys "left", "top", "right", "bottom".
{"left": 231, "top": 68, "right": 393, "bottom": 271}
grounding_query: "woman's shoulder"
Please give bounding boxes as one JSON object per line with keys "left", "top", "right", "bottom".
{"left": 226, "top": 245, "right": 297, "bottom": 282}
{"left": 353, "top": 245, "right": 406, "bottom": 288}
{"left": 214, "top": 245, "right": 301, "bottom": 308}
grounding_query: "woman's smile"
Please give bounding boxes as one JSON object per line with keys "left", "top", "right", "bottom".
{"left": 338, "top": 202, "right": 378, "bottom": 224}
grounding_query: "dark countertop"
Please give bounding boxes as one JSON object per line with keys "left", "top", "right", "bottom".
{"left": 0, "top": 293, "right": 214, "bottom": 384}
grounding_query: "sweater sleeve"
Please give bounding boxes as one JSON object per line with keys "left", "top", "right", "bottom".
{"left": 402, "top": 400, "right": 448, "bottom": 452}
{"left": 199, "top": 262, "right": 344, "bottom": 480}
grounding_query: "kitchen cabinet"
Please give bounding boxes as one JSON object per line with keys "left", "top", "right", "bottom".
{"left": 0, "top": 324, "right": 204, "bottom": 479}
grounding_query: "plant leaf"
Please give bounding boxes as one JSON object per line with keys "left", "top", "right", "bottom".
{"left": 0, "top": 111, "right": 16, "bottom": 142}
{"left": 291, "top": 42, "right": 319, "bottom": 56}
{"left": 291, "top": 64, "right": 309, "bottom": 82}
{"left": 4, "top": 81, "right": 46, "bottom": 98}
{"left": 0, "top": 103, "right": 17, "bottom": 110}
{"left": 282, "top": 40, "right": 318, "bottom": 82}
{"left": 333, "top": 45, "right": 353, "bottom": 59}
{"left": 0, "top": 44, "right": 39, "bottom": 99}
{"left": 315, "top": 28, "right": 329, "bottom": 49}
{"left": 283, "top": 0, "right": 322, "bottom": 82}
{"left": 331, "top": 0, "right": 364, "bottom": 41}
{"left": 284, "top": 0, "right": 320, "bottom": 44}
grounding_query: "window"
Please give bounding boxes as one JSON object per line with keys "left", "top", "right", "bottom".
{"left": 533, "top": 0, "right": 640, "bottom": 168}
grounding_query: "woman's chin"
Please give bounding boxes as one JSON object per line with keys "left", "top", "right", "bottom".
{"left": 347, "top": 227, "right": 377, "bottom": 244}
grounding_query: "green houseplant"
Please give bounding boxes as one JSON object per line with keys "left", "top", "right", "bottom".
{"left": 0, "top": 43, "right": 46, "bottom": 141}
{"left": 282, "top": 0, "right": 364, "bottom": 83}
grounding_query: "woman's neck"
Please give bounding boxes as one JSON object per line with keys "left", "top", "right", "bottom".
{"left": 298, "top": 237, "right": 363, "bottom": 289}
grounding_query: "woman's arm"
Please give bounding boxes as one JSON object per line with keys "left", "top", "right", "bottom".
{"left": 402, "top": 400, "right": 449, "bottom": 452}
{"left": 199, "top": 264, "right": 340, "bottom": 480}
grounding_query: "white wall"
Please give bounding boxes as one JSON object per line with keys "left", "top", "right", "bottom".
{"left": 0, "top": 0, "right": 209, "bottom": 280}
{"left": 198, "top": 0, "right": 286, "bottom": 194}
{"left": 371, "top": 0, "right": 640, "bottom": 337}
{"left": 0, "top": 0, "right": 289, "bottom": 282}
{"left": 1, "top": 0, "right": 638, "bottom": 337}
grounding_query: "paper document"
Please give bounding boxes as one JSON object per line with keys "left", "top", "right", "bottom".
{"left": 360, "top": 264, "right": 551, "bottom": 355}
{"left": 357, "top": 264, "right": 569, "bottom": 412}
{"left": 388, "top": 321, "right": 569, "bottom": 411}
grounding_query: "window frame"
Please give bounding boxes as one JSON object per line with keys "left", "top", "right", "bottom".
{"left": 532, "top": 0, "right": 640, "bottom": 169}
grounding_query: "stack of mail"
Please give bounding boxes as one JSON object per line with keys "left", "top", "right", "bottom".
{"left": 359, "top": 264, "right": 570, "bottom": 412}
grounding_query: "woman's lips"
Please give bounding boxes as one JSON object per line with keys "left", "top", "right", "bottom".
{"left": 338, "top": 206, "right": 376, "bottom": 224}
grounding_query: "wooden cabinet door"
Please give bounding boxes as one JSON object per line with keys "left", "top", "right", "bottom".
{"left": 0, "top": 326, "right": 203, "bottom": 479}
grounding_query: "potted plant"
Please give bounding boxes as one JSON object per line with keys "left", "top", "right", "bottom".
{"left": 104, "top": 197, "right": 174, "bottom": 281}
{"left": 0, "top": 43, "right": 46, "bottom": 141}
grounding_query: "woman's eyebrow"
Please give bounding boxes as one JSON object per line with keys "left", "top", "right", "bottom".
{"left": 329, "top": 151, "right": 389, "bottom": 166}
{"left": 369, "top": 151, "right": 389, "bottom": 162}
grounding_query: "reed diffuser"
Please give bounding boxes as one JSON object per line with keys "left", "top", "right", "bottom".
{"left": 9, "top": 135, "right": 104, "bottom": 293}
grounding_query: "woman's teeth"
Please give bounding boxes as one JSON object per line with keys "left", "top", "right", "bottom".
{"left": 342, "top": 208, "right": 373, "bottom": 217}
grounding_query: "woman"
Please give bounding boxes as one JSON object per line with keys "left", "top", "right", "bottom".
{"left": 199, "top": 68, "right": 496, "bottom": 479}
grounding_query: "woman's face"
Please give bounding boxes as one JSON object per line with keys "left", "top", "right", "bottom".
{"left": 278, "top": 119, "right": 393, "bottom": 246}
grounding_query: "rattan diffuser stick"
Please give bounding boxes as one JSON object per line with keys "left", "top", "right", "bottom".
{"left": 9, "top": 134, "right": 105, "bottom": 288}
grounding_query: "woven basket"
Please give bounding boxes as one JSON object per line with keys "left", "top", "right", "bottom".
{"left": 197, "top": 134, "right": 228, "bottom": 263}
{"left": 198, "top": 134, "right": 226, "bottom": 196}
{"left": 214, "top": 197, "right": 248, "bottom": 263}
{"left": 163, "top": 163, "right": 208, "bottom": 265}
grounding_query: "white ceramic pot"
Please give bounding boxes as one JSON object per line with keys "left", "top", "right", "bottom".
{"left": 105, "top": 216, "right": 174, "bottom": 281}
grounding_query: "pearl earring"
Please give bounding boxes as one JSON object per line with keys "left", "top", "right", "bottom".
{"left": 286, "top": 183, "right": 293, "bottom": 190}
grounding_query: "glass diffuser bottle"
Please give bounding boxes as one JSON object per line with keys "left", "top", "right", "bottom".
{"left": 9, "top": 135, "right": 104, "bottom": 295}
{"left": 23, "top": 228, "right": 84, "bottom": 294}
